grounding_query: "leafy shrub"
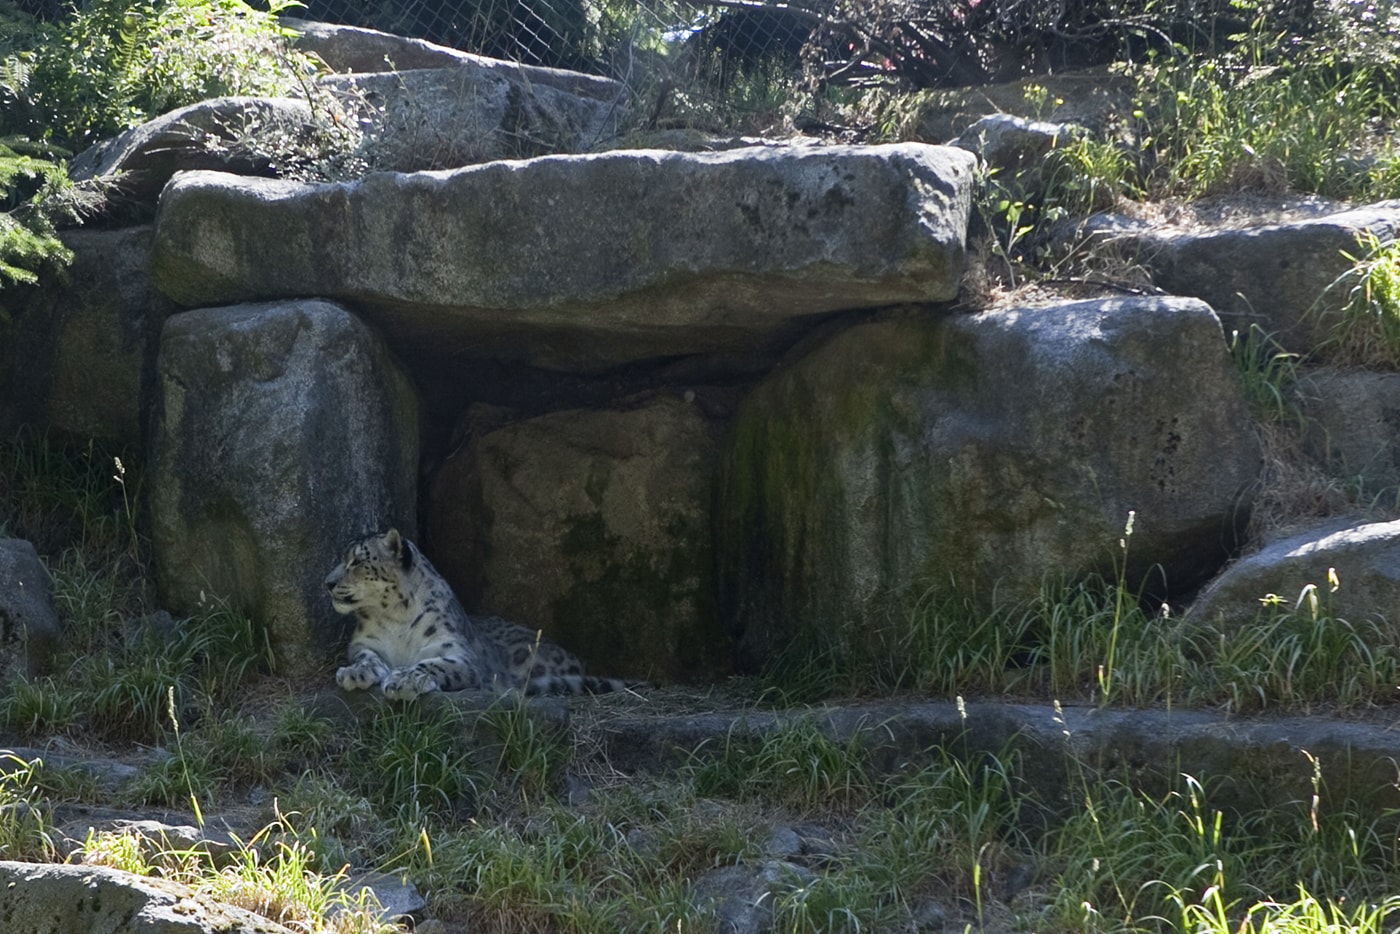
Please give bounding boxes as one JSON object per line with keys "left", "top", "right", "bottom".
{"left": 942, "top": 0, "right": 1400, "bottom": 287}
{"left": 0, "top": 0, "right": 322, "bottom": 288}
{"left": 806, "top": 0, "right": 1384, "bottom": 91}
{"left": 1, "top": 0, "right": 313, "bottom": 152}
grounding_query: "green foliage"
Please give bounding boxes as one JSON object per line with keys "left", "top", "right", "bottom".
{"left": 0, "top": 433, "right": 269, "bottom": 744}
{"left": 269, "top": 701, "right": 338, "bottom": 770}
{"left": 1199, "top": 580, "right": 1400, "bottom": 713}
{"left": 475, "top": 700, "right": 574, "bottom": 804}
{"left": 756, "top": 537, "right": 1171, "bottom": 707}
{"left": 0, "top": 675, "right": 82, "bottom": 737}
{"left": 856, "top": 751, "right": 1028, "bottom": 915}
{"left": 80, "top": 826, "right": 152, "bottom": 873}
{"left": 1131, "top": 54, "right": 1397, "bottom": 201}
{"left": 0, "top": 431, "right": 143, "bottom": 562}
{"left": 202, "top": 833, "right": 393, "bottom": 933}
{"left": 1047, "top": 772, "right": 1243, "bottom": 929}
{"left": 0, "top": 753, "right": 55, "bottom": 860}
{"left": 187, "top": 592, "right": 275, "bottom": 704}
{"left": 1318, "top": 233, "right": 1400, "bottom": 369}
{"left": 1173, "top": 887, "right": 1400, "bottom": 934}
{"left": 121, "top": 738, "right": 222, "bottom": 807}
{"left": 937, "top": 1, "right": 1400, "bottom": 287}
{"left": 1040, "top": 132, "right": 1140, "bottom": 217}
{"left": 892, "top": 583, "right": 1044, "bottom": 698}
{"left": 0, "top": 0, "right": 329, "bottom": 280}
{"left": 187, "top": 712, "right": 276, "bottom": 786}
{"left": 36, "top": 595, "right": 268, "bottom": 745}
{"left": 0, "top": 138, "right": 73, "bottom": 291}
{"left": 689, "top": 717, "right": 875, "bottom": 812}
{"left": 1230, "top": 324, "right": 1302, "bottom": 424}
{"left": 757, "top": 560, "right": 1400, "bottom": 716}
{"left": 1, "top": 0, "right": 313, "bottom": 152}
{"left": 340, "top": 701, "right": 484, "bottom": 822}
{"left": 805, "top": 0, "right": 1364, "bottom": 92}
{"left": 78, "top": 821, "right": 397, "bottom": 933}
{"left": 1046, "top": 749, "right": 1400, "bottom": 934}
{"left": 277, "top": 772, "right": 385, "bottom": 869}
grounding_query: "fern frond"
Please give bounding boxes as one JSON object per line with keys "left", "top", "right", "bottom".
{"left": 0, "top": 54, "right": 29, "bottom": 96}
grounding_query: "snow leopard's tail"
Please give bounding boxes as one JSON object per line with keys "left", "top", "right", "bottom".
{"left": 525, "top": 674, "right": 647, "bottom": 696}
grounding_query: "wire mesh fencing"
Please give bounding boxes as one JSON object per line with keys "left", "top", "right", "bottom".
{"left": 294, "top": 0, "right": 830, "bottom": 126}
{"left": 284, "top": 0, "right": 1395, "bottom": 132}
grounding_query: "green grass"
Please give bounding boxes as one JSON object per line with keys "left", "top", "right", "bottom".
{"left": 475, "top": 698, "right": 575, "bottom": 805}
{"left": 1318, "top": 233, "right": 1400, "bottom": 369}
{"left": 0, "top": 436, "right": 271, "bottom": 745}
{"left": 1173, "top": 888, "right": 1400, "bottom": 934}
{"left": 753, "top": 560, "right": 1400, "bottom": 717}
{"left": 77, "top": 820, "right": 397, "bottom": 934}
{"left": 1, "top": 592, "right": 271, "bottom": 744}
{"left": 689, "top": 716, "right": 875, "bottom": 813}
{"left": 339, "top": 701, "right": 486, "bottom": 824}
{"left": 1131, "top": 58, "right": 1396, "bottom": 201}
{"left": 0, "top": 753, "right": 54, "bottom": 861}
{"left": 0, "top": 431, "right": 143, "bottom": 563}
{"left": 368, "top": 738, "right": 1400, "bottom": 933}
{"left": 1044, "top": 757, "right": 1400, "bottom": 934}
{"left": 13, "top": 710, "right": 1400, "bottom": 934}
{"left": 1230, "top": 325, "right": 1303, "bottom": 425}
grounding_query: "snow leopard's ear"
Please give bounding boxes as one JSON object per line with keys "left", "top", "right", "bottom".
{"left": 382, "top": 528, "right": 411, "bottom": 569}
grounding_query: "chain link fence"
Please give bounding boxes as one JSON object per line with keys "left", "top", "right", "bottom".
{"left": 283, "top": 0, "right": 1299, "bottom": 130}
{"left": 295, "top": 0, "right": 826, "bottom": 124}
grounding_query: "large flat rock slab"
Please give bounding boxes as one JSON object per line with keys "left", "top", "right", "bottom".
{"left": 597, "top": 698, "right": 1400, "bottom": 823}
{"left": 1141, "top": 201, "right": 1400, "bottom": 354}
{"left": 151, "top": 143, "right": 976, "bottom": 371}
{"left": 286, "top": 18, "right": 624, "bottom": 100}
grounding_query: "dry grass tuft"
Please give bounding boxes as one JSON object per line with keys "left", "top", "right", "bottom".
{"left": 1244, "top": 421, "right": 1362, "bottom": 547}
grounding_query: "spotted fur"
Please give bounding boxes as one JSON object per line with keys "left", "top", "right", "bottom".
{"left": 326, "top": 528, "right": 638, "bottom": 700}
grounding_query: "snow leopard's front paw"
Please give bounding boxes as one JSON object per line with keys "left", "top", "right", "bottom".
{"left": 382, "top": 667, "right": 441, "bottom": 701}
{"left": 337, "top": 654, "right": 389, "bottom": 692}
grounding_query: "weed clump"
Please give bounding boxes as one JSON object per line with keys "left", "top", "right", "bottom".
{"left": 1320, "top": 233, "right": 1400, "bottom": 369}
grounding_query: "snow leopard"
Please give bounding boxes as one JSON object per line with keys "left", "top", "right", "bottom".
{"left": 325, "top": 528, "right": 638, "bottom": 700}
